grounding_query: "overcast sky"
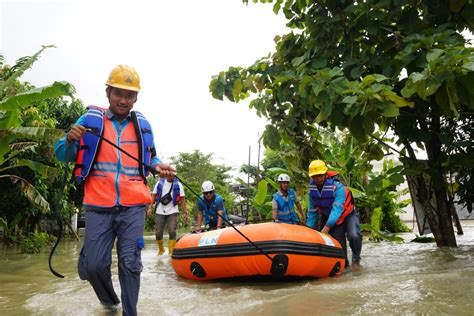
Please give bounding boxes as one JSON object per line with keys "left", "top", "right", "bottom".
{"left": 1, "top": 0, "right": 288, "bottom": 178}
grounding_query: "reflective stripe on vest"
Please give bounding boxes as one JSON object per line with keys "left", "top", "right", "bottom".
{"left": 310, "top": 177, "right": 354, "bottom": 225}
{"left": 75, "top": 106, "right": 155, "bottom": 183}
{"left": 273, "top": 189, "right": 299, "bottom": 223}
{"left": 80, "top": 112, "right": 152, "bottom": 207}
{"left": 156, "top": 178, "right": 181, "bottom": 206}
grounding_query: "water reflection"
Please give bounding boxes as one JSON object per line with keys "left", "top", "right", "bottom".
{"left": 1, "top": 221, "right": 473, "bottom": 315}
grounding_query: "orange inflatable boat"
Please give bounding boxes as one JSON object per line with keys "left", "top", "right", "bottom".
{"left": 171, "top": 222, "right": 346, "bottom": 281}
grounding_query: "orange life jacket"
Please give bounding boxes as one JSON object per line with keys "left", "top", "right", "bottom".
{"left": 80, "top": 114, "right": 152, "bottom": 207}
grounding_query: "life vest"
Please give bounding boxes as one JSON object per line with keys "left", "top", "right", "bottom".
{"left": 309, "top": 175, "right": 354, "bottom": 225}
{"left": 155, "top": 177, "right": 181, "bottom": 206}
{"left": 74, "top": 106, "right": 156, "bottom": 207}
{"left": 197, "top": 194, "right": 227, "bottom": 225}
{"left": 273, "top": 189, "right": 300, "bottom": 223}
{"left": 74, "top": 105, "right": 155, "bottom": 183}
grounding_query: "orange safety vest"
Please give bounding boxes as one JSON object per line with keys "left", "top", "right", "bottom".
{"left": 82, "top": 116, "right": 152, "bottom": 207}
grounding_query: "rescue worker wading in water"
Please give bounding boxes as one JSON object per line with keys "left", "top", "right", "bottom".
{"left": 55, "top": 65, "right": 175, "bottom": 316}
{"left": 306, "top": 160, "right": 362, "bottom": 269}
{"left": 148, "top": 174, "right": 187, "bottom": 256}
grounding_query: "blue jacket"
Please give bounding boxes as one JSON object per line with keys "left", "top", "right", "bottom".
{"left": 197, "top": 193, "right": 227, "bottom": 225}
{"left": 308, "top": 177, "right": 354, "bottom": 227}
{"left": 273, "top": 189, "right": 300, "bottom": 224}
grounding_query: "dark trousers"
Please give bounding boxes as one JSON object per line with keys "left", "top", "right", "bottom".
{"left": 78, "top": 206, "right": 146, "bottom": 316}
{"left": 154, "top": 213, "right": 178, "bottom": 240}
{"left": 321, "top": 211, "right": 362, "bottom": 266}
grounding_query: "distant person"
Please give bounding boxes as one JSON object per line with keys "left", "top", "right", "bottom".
{"left": 54, "top": 65, "right": 175, "bottom": 315}
{"left": 148, "top": 175, "right": 187, "bottom": 256}
{"left": 272, "top": 174, "right": 306, "bottom": 224}
{"left": 195, "top": 181, "right": 227, "bottom": 231}
{"left": 307, "top": 159, "right": 362, "bottom": 269}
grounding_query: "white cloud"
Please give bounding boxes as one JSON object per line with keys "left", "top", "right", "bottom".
{"left": 1, "top": 0, "right": 288, "bottom": 175}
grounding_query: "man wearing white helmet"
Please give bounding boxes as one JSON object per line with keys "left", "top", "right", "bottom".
{"left": 272, "top": 174, "right": 306, "bottom": 224}
{"left": 195, "top": 180, "right": 228, "bottom": 231}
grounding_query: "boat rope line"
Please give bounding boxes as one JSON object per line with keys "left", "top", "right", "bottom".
{"left": 84, "top": 129, "right": 285, "bottom": 272}
{"left": 175, "top": 176, "right": 277, "bottom": 264}
{"left": 49, "top": 142, "right": 71, "bottom": 278}
{"left": 85, "top": 128, "right": 160, "bottom": 176}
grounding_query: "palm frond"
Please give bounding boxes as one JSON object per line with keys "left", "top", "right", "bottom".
{"left": 11, "top": 126, "right": 65, "bottom": 143}
{"left": 10, "top": 158, "right": 59, "bottom": 179}
{"left": 0, "top": 45, "right": 55, "bottom": 97}
{"left": 0, "top": 174, "right": 50, "bottom": 213}
{"left": 0, "top": 81, "right": 76, "bottom": 113}
{"left": 10, "top": 141, "right": 37, "bottom": 151}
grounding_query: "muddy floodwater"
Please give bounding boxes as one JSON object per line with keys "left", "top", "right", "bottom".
{"left": 1, "top": 221, "right": 474, "bottom": 315}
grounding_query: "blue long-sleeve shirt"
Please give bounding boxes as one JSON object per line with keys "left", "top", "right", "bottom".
{"left": 54, "top": 109, "right": 161, "bottom": 166}
{"left": 308, "top": 180, "right": 346, "bottom": 227}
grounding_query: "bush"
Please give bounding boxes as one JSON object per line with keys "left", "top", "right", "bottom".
{"left": 18, "top": 232, "right": 55, "bottom": 254}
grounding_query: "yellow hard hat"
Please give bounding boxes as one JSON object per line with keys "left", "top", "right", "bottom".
{"left": 106, "top": 65, "right": 141, "bottom": 91}
{"left": 308, "top": 160, "right": 328, "bottom": 177}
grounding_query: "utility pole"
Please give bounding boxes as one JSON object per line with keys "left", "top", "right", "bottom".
{"left": 256, "top": 135, "right": 261, "bottom": 188}
{"left": 246, "top": 145, "right": 251, "bottom": 221}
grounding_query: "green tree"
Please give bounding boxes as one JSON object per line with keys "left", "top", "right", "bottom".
{"left": 0, "top": 46, "right": 76, "bottom": 243}
{"left": 210, "top": 0, "right": 474, "bottom": 247}
{"left": 170, "top": 150, "right": 236, "bottom": 221}
{"left": 41, "top": 97, "right": 86, "bottom": 212}
{"left": 442, "top": 115, "right": 474, "bottom": 214}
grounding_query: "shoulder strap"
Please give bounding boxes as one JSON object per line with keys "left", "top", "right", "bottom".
{"left": 130, "top": 111, "right": 144, "bottom": 178}
{"left": 166, "top": 181, "right": 173, "bottom": 194}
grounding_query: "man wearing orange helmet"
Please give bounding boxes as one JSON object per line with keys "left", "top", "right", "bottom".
{"left": 307, "top": 160, "right": 362, "bottom": 269}
{"left": 55, "top": 65, "right": 174, "bottom": 315}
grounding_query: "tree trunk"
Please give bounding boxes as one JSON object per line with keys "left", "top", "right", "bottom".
{"left": 423, "top": 115, "right": 457, "bottom": 247}
{"left": 402, "top": 131, "right": 457, "bottom": 246}
{"left": 431, "top": 183, "right": 457, "bottom": 247}
{"left": 450, "top": 203, "right": 464, "bottom": 235}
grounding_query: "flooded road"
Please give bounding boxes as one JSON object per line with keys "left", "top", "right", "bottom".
{"left": 1, "top": 221, "right": 474, "bottom": 315}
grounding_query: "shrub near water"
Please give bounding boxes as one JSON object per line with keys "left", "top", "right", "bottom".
{"left": 18, "top": 232, "right": 55, "bottom": 254}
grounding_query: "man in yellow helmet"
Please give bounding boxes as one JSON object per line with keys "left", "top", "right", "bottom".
{"left": 307, "top": 160, "right": 362, "bottom": 269}
{"left": 55, "top": 65, "right": 175, "bottom": 315}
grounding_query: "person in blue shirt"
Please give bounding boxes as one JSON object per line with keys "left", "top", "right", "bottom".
{"left": 195, "top": 181, "right": 227, "bottom": 231}
{"left": 307, "top": 160, "right": 362, "bottom": 269}
{"left": 54, "top": 65, "right": 174, "bottom": 315}
{"left": 272, "top": 174, "right": 306, "bottom": 224}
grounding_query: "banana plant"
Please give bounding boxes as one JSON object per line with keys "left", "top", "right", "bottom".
{"left": 0, "top": 47, "right": 75, "bottom": 217}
